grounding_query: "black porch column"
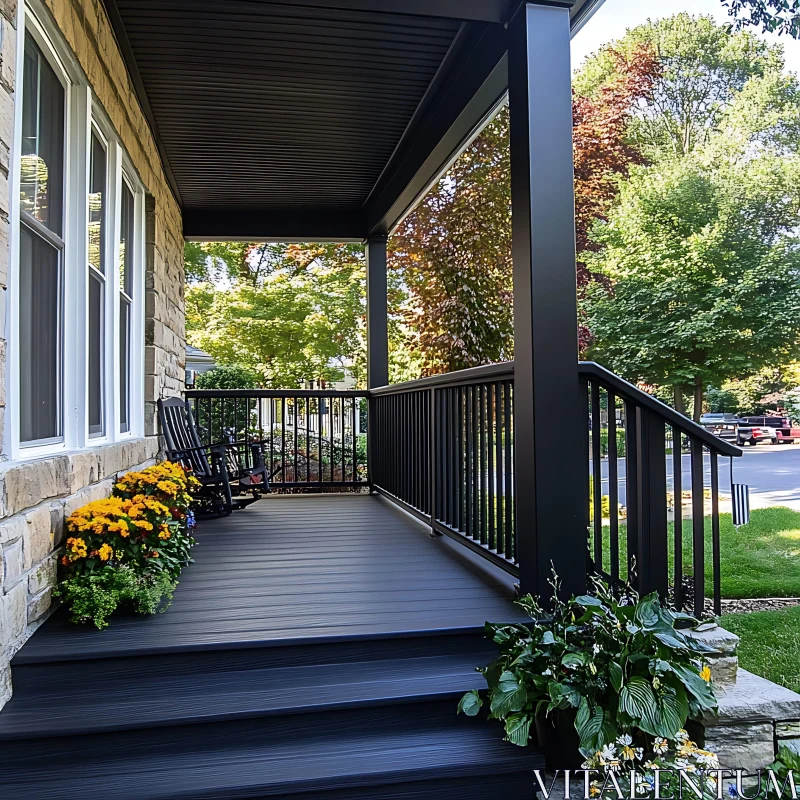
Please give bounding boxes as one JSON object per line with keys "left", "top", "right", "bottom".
{"left": 509, "top": 2, "right": 587, "bottom": 599}
{"left": 366, "top": 235, "right": 389, "bottom": 389}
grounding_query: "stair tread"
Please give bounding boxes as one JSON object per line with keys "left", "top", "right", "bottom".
{"left": 0, "top": 719, "right": 543, "bottom": 800}
{"left": 0, "top": 654, "right": 487, "bottom": 739}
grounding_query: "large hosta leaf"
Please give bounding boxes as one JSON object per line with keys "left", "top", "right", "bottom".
{"left": 504, "top": 713, "right": 533, "bottom": 746}
{"left": 671, "top": 663, "right": 716, "bottom": 708}
{"left": 619, "top": 676, "right": 661, "bottom": 736}
{"left": 657, "top": 684, "right": 689, "bottom": 738}
{"left": 490, "top": 671, "right": 528, "bottom": 717}
{"left": 576, "top": 696, "right": 605, "bottom": 751}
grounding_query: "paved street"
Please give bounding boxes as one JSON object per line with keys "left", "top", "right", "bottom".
{"left": 591, "top": 443, "right": 800, "bottom": 511}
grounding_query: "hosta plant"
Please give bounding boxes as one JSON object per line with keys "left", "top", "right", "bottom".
{"left": 458, "top": 573, "right": 718, "bottom": 760}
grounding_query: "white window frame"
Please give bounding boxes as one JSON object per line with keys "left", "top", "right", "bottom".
{"left": 7, "top": 1, "right": 146, "bottom": 460}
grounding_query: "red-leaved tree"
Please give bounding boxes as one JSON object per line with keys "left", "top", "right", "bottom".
{"left": 389, "top": 45, "right": 660, "bottom": 374}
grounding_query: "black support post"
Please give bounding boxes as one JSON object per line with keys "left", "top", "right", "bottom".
{"left": 366, "top": 235, "right": 389, "bottom": 390}
{"left": 509, "top": 2, "right": 586, "bottom": 599}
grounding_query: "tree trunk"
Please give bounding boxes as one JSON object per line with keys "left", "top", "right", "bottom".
{"left": 693, "top": 376, "right": 704, "bottom": 422}
{"left": 673, "top": 385, "right": 686, "bottom": 416}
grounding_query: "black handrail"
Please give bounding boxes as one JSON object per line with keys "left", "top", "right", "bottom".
{"left": 578, "top": 362, "right": 741, "bottom": 457}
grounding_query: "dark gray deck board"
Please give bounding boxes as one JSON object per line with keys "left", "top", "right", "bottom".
{"left": 15, "top": 494, "right": 525, "bottom": 662}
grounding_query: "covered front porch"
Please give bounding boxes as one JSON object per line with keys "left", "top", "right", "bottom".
{"left": 0, "top": 495, "right": 539, "bottom": 799}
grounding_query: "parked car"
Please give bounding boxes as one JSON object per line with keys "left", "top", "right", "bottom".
{"left": 699, "top": 412, "right": 740, "bottom": 426}
{"left": 701, "top": 413, "right": 740, "bottom": 443}
{"left": 735, "top": 423, "right": 777, "bottom": 446}
{"left": 739, "top": 416, "right": 800, "bottom": 444}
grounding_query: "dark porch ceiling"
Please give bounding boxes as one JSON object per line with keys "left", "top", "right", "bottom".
{"left": 103, "top": 0, "right": 602, "bottom": 240}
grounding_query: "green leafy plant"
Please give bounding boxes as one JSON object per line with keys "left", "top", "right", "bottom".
{"left": 56, "top": 462, "right": 197, "bottom": 628}
{"left": 765, "top": 745, "right": 800, "bottom": 800}
{"left": 458, "top": 574, "right": 718, "bottom": 757}
{"left": 55, "top": 566, "right": 176, "bottom": 629}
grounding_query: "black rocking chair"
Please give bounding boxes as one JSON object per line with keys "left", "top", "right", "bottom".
{"left": 157, "top": 397, "right": 270, "bottom": 517}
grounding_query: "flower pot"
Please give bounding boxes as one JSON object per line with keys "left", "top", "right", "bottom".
{"left": 535, "top": 709, "right": 584, "bottom": 771}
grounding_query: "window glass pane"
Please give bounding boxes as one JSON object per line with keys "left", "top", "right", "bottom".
{"left": 119, "top": 298, "right": 130, "bottom": 432}
{"left": 119, "top": 181, "right": 134, "bottom": 296}
{"left": 88, "top": 273, "right": 104, "bottom": 436}
{"left": 19, "top": 226, "right": 61, "bottom": 442}
{"left": 88, "top": 133, "right": 106, "bottom": 274}
{"left": 20, "top": 34, "right": 64, "bottom": 236}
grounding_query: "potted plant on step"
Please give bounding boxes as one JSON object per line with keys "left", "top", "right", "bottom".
{"left": 458, "top": 572, "right": 719, "bottom": 773}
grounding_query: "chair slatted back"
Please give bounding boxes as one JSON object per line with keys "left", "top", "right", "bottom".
{"left": 157, "top": 398, "right": 212, "bottom": 477}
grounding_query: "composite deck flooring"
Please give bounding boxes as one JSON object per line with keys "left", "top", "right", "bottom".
{"left": 1, "top": 494, "right": 542, "bottom": 799}
{"left": 16, "top": 493, "right": 525, "bottom": 663}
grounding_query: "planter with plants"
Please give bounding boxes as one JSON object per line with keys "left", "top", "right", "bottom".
{"left": 458, "top": 573, "right": 719, "bottom": 781}
{"left": 55, "top": 461, "right": 199, "bottom": 629}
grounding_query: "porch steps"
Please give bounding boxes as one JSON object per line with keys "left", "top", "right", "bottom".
{"left": 0, "top": 626, "right": 543, "bottom": 799}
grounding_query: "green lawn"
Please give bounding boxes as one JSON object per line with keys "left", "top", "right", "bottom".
{"left": 598, "top": 506, "right": 800, "bottom": 598}
{"left": 722, "top": 607, "right": 800, "bottom": 693}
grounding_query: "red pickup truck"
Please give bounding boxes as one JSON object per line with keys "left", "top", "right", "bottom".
{"left": 739, "top": 416, "right": 800, "bottom": 444}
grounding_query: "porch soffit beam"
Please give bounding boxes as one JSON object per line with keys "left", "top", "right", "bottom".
{"left": 101, "top": 0, "right": 183, "bottom": 208}
{"left": 182, "top": 208, "right": 368, "bottom": 242}
{"left": 256, "top": 0, "right": 513, "bottom": 23}
{"left": 364, "top": 0, "right": 602, "bottom": 237}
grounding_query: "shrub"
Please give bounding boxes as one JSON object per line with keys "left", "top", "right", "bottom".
{"left": 458, "top": 574, "right": 717, "bottom": 757}
{"left": 56, "top": 566, "right": 176, "bottom": 629}
{"left": 55, "top": 461, "right": 199, "bottom": 628}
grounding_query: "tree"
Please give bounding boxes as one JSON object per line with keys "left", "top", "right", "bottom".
{"left": 575, "top": 15, "right": 781, "bottom": 160}
{"left": 194, "top": 366, "right": 262, "bottom": 390}
{"left": 185, "top": 243, "right": 366, "bottom": 388}
{"left": 721, "top": 0, "right": 800, "bottom": 38}
{"left": 581, "top": 15, "right": 800, "bottom": 416}
{"left": 388, "top": 46, "right": 658, "bottom": 374}
{"left": 582, "top": 154, "right": 800, "bottom": 420}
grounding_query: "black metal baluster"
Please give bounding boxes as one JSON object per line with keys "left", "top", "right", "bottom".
{"left": 340, "top": 397, "right": 346, "bottom": 484}
{"left": 504, "top": 381, "right": 513, "bottom": 561}
{"left": 590, "top": 381, "right": 602, "bottom": 570}
{"left": 608, "top": 391, "right": 619, "bottom": 583}
{"left": 318, "top": 397, "right": 323, "bottom": 484}
{"left": 495, "top": 383, "right": 504, "bottom": 557}
{"left": 488, "top": 383, "right": 496, "bottom": 551}
{"left": 625, "top": 401, "right": 639, "bottom": 579}
{"left": 690, "top": 437, "right": 705, "bottom": 618}
{"left": 479, "top": 385, "right": 487, "bottom": 545}
{"left": 293, "top": 397, "right": 299, "bottom": 485}
{"left": 711, "top": 450, "right": 721, "bottom": 617}
{"left": 673, "top": 426, "right": 683, "bottom": 610}
{"left": 472, "top": 385, "right": 480, "bottom": 541}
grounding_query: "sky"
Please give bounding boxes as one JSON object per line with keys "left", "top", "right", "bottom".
{"left": 571, "top": 0, "right": 800, "bottom": 74}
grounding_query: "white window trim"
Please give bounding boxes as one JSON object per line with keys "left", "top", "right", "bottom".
{"left": 7, "top": 1, "right": 146, "bottom": 460}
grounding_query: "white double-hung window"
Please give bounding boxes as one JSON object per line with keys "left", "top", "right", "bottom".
{"left": 18, "top": 32, "right": 65, "bottom": 446}
{"left": 10, "top": 4, "right": 145, "bottom": 459}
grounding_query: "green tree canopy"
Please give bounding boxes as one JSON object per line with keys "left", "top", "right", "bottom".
{"left": 185, "top": 243, "right": 365, "bottom": 388}
{"left": 575, "top": 14, "right": 783, "bottom": 159}
{"left": 583, "top": 152, "right": 800, "bottom": 418}
{"left": 721, "top": 0, "right": 800, "bottom": 38}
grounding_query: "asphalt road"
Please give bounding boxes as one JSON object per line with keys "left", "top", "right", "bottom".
{"left": 590, "top": 443, "right": 800, "bottom": 511}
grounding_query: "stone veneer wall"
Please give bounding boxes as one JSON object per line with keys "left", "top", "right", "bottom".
{"left": 0, "top": 0, "right": 185, "bottom": 709}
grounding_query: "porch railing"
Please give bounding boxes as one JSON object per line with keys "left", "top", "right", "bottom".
{"left": 581, "top": 363, "right": 741, "bottom": 617}
{"left": 185, "top": 389, "right": 368, "bottom": 490}
{"left": 370, "top": 364, "right": 516, "bottom": 572}
{"left": 370, "top": 362, "right": 741, "bottom": 616}
{"left": 184, "top": 363, "right": 741, "bottom": 616}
